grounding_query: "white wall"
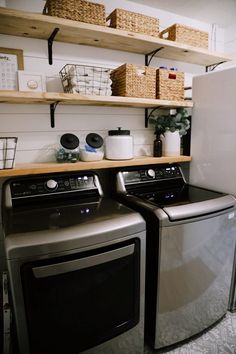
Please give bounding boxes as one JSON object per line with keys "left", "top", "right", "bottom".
{"left": 0, "top": 0, "right": 225, "bottom": 164}
{"left": 222, "top": 24, "right": 236, "bottom": 67}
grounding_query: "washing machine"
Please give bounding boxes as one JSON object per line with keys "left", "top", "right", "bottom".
{"left": 2, "top": 171, "right": 146, "bottom": 354}
{"left": 115, "top": 164, "right": 236, "bottom": 349}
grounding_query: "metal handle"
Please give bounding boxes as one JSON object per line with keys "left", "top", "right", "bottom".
{"left": 32, "top": 244, "right": 135, "bottom": 278}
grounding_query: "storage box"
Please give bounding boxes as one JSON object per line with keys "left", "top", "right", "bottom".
{"left": 106, "top": 8, "right": 159, "bottom": 37}
{"left": 111, "top": 64, "right": 156, "bottom": 99}
{"left": 159, "top": 24, "right": 208, "bottom": 49}
{"left": 43, "top": 0, "right": 106, "bottom": 26}
{"left": 156, "top": 69, "right": 184, "bottom": 101}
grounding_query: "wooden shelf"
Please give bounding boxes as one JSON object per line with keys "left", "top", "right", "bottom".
{"left": 0, "top": 7, "right": 231, "bottom": 66}
{"left": 0, "top": 156, "right": 192, "bottom": 177}
{"left": 0, "top": 91, "right": 193, "bottom": 108}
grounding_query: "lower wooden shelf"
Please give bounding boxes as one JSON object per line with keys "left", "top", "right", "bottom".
{"left": 0, "top": 156, "right": 191, "bottom": 177}
{"left": 0, "top": 91, "right": 193, "bottom": 108}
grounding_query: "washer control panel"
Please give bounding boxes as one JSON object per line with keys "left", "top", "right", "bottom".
{"left": 10, "top": 174, "right": 97, "bottom": 199}
{"left": 122, "top": 165, "right": 182, "bottom": 185}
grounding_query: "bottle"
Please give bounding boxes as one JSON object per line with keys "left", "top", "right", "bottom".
{"left": 153, "top": 132, "right": 162, "bottom": 157}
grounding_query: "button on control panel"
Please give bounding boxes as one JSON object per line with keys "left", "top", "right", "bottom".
{"left": 46, "top": 179, "right": 58, "bottom": 190}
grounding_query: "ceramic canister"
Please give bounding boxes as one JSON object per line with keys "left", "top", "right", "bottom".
{"left": 105, "top": 127, "right": 133, "bottom": 160}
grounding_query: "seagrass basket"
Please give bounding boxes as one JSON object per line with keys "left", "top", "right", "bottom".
{"left": 159, "top": 24, "right": 208, "bottom": 49}
{"left": 106, "top": 8, "right": 159, "bottom": 37}
{"left": 111, "top": 64, "right": 156, "bottom": 99}
{"left": 156, "top": 69, "right": 184, "bottom": 101}
{"left": 43, "top": 0, "right": 106, "bottom": 26}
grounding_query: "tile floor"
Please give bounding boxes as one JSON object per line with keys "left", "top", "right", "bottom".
{"left": 144, "top": 312, "right": 236, "bottom": 354}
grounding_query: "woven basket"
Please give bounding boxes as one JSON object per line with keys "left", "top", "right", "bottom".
{"left": 111, "top": 64, "right": 156, "bottom": 99}
{"left": 106, "top": 9, "right": 159, "bottom": 37}
{"left": 156, "top": 69, "right": 184, "bottom": 101}
{"left": 159, "top": 24, "right": 208, "bottom": 49}
{"left": 43, "top": 0, "right": 106, "bottom": 26}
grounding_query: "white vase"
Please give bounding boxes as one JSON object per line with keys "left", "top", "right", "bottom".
{"left": 163, "top": 130, "right": 181, "bottom": 156}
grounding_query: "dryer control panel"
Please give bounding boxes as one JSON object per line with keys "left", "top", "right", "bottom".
{"left": 122, "top": 165, "right": 182, "bottom": 185}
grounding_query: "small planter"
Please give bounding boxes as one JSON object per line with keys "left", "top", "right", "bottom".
{"left": 163, "top": 130, "right": 180, "bottom": 156}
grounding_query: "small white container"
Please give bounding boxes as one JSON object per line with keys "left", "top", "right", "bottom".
{"left": 105, "top": 128, "right": 133, "bottom": 160}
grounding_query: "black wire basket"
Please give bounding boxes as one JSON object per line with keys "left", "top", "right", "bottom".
{"left": 0, "top": 137, "right": 18, "bottom": 170}
{"left": 59, "top": 64, "right": 112, "bottom": 96}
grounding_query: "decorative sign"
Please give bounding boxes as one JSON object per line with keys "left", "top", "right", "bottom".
{"left": 0, "top": 48, "right": 24, "bottom": 90}
{"left": 18, "top": 71, "right": 47, "bottom": 92}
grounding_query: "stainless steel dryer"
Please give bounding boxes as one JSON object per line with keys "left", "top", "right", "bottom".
{"left": 115, "top": 164, "right": 236, "bottom": 350}
{"left": 2, "top": 171, "right": 146, "bottom": 354}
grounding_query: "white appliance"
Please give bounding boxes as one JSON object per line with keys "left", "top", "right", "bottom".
{"left": 190, "top": 66, "right": 236, "bottom": 310}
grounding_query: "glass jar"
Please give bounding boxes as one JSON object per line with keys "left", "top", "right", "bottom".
{"left": 56, "top": 133, "right": 80, "bottom": 163}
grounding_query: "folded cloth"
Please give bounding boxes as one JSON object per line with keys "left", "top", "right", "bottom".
{"left": 72, "top": 86, "right": 112, "bottom": 96}
{"left": 68, "top": 66, "right": 111, "bottom": 78}
{"left": 70, "top": 77, "right": 112, "bottom": 86}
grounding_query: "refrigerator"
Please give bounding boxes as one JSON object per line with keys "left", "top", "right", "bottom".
{"left": 189, "top": 66, "right": 236, "bottom": 311}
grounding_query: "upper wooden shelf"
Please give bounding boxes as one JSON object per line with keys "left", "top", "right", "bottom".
{"left": 0, "top": 91, "right": 193, "bottom": 109}
{"left": 0, "top": 156, "right": 191, "bottom": 177}
{"left": 0, "top": 7, "right": 231, "bottom": 67}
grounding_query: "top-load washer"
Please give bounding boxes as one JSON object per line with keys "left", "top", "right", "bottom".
{"left": 115, "top": 164, "right": 236, "bottom": 350}
{"left": 2, "top": 171, "right": 146, "bottom": 354}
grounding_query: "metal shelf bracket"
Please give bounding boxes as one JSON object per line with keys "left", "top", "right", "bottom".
{"left": 144, "top": 48, "right": 164, "bottom": 127}
{"left": 48, "top": 28, "right": 60, "bottom": 65}
{"left": 50, "top": 101, "right": 59, "bottom": 128}
{"left": 145, "top": 47, "right": 164, "bottom": 66}
{"left": 205, "top": 61, "right": 226, "bottom": 72}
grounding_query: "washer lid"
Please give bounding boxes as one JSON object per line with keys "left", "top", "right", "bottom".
{"left": 163, "top": 194, "right": 236, "bottom": 220}
{"left": 4, "top": 198, "right": 145, "bottom": 259}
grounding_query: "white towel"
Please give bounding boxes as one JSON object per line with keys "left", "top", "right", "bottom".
{"left": 70, "top": 76, "right": 112, "bottom": 86}
{"left": 72, "top": 86, "right": 112, "bottom": 96}
{"left": 68, "top": 66, "right": 111, "bottom": 77}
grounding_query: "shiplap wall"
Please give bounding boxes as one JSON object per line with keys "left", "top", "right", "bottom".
{"left": 0, "top": 0, "right": 226, "bottom": 271}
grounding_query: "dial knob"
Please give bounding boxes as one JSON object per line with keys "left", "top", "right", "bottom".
{"left": 46, "top": 179, "right": 58, "bottom": 190}
{"left": 147, "top": 169, "right": 155, "bottom": 178}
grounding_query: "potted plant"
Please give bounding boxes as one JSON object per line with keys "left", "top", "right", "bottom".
{"left": 149, "top": 108, "right": 190, "bottom": 156}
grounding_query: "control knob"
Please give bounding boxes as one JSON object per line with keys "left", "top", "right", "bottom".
{"left": 46, "top": 179, "right": 58, "bottom": 190}
{"left": 147, "top": 169, "right": 155, "bottom": 178}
